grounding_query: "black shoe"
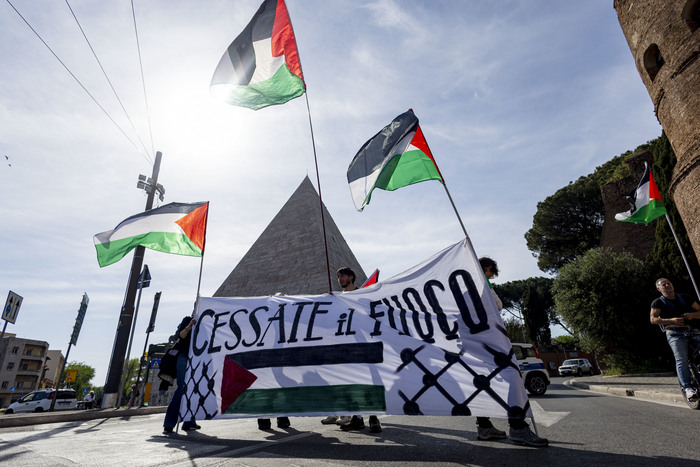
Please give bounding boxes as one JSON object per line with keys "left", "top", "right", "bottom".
{"left": 276, "top": 417, "right": 291, "bottom": 428}
{"left": 368, "top": 415, "right": 382, "bottom": 433}
{"left": 162, "top": 427, "right": 173, "bottom": 434}
{"left": 340, "top": 415, "right": 365, "bottom": 431}
{"left": 257, "top": 418, "right": 272, "bottom": 430}
{"left": 182, "top": 423, "right": 201, "bottom": 431}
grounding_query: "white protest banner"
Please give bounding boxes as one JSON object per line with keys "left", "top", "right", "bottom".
{"left": 181, "top": 240, "right": 532, "bottom": 422}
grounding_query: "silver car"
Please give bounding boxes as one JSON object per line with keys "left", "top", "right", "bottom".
{"left": 558, "top": 358, "right": 594, "bottom": 377}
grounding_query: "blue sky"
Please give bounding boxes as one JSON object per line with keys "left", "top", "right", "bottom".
{"left": 0, "top": 0, "right": 662, "bottom": 387}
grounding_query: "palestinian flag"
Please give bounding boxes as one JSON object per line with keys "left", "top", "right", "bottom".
{"left": 210, "top": 0, "right": 305, "bottom": 110}
{"left": 347, "top": 109, "right": 444, "bottom": 211}
{"left": 360, "top": 269, "right": 379, "bottom": 288}
{"left": 615, "top": 162, "right": 667, "bottom": 226}
{"left": 94, "top": 202, "right": 208, "bottom": 267}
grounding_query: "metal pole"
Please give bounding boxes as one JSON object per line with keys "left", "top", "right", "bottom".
{"left": 117, "top": 277, "right": 145, "bottom": 408}
{"left": 664, "top": 214, "right": 700, "bottom": 298}
{"left": 103, "top": 151, "right": 162, "bottom": 407}
{"left": 49, "top": 343, "right": 72, "bottom": 411}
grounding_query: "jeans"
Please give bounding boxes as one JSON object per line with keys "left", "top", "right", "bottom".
{"left": 665, "top": 330, "right": 700, "bottom": 389}
{"left": 163, "top": 353, "right": 196, "bottom": 429}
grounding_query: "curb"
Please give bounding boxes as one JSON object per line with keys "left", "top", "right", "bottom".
{"left": 565, "top": 380, "right": 682, "bottom": 404}
{"left": 0, "top": 406, "right": 167, "bottom": 429}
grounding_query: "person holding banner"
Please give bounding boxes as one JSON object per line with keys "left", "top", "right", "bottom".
{"left": 477, "top": 257, "right": 548, "bottom": 447}
{"left": 163, "top": 316, "right": 200, "bottom": 434}
{"left": 329, "top": 267, "right": 383, "bottom": 433}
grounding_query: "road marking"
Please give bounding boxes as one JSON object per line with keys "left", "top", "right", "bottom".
{"left": 530, "top": 400, "right": 569, "bottom": 427}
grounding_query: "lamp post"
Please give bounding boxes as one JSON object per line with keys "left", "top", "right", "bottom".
{"left": 102, "top": 152, "right": 165, "bottom": 408}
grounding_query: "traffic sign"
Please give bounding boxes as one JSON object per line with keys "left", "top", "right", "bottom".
{"left": 2, "top": 291, "right": 23, "bottom": 324}
{"left": 150, "top": 359, "right": 161, "bottom": 369}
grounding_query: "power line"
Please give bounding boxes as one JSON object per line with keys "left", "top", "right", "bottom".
{"left": 64, "top": 0, "right": 153, "bottom": 165}
{"left": 5, "top": 0, "right": 153, "bottom": 166}
{"left": 130, "top": 0, "right": 156, "bottom": 160}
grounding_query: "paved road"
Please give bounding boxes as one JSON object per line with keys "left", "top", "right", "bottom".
{"left": 1, "top": 379, "right": 699, "bottom": 466}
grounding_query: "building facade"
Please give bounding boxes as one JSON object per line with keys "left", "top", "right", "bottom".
{"left": 615, "top": 0, "right": 700, "bottom": 261}
{"left": 0, "top": 334, "right": 50, "bottom": 407}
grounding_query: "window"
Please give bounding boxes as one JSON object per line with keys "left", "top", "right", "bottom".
{"left": 1, "top": 381, "right": 8, "bottom": 389}
{"left": 6, "top": 362, "right": 14, "bottom": 370}
{"left": 682, "top": 0, "right": 700, "bottom": 32}
{"left": 25, "top": 349, "right": 33, "bottom": 356}
{"left": 644, "top": 44, "right": 665, "bottom": 81}
{"left": 20, "top": 364, "right": 29, "bottom": 371}
{"left": 17, "top": 381, "right": 24, "bottom": 389}
{"left": 11, "top": 347, "right": 19, "bottom": 354}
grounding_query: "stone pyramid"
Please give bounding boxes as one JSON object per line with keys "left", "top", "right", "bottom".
{"left": 214, "top": 176, "right": 367, "bottom": 297}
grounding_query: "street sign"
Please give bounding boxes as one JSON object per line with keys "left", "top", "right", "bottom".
{"left": 138, "top": 265, "right": 151, "bottom": 289}
{"left": 65, "top": 369, "right": 78, "bottom": 383}
{"left": 83, "top": 388, "right": 89, "bottom": 393}
{"left": 70, "top": 293, "right": 89, "bottom": 346}
{"left": 150, "top": 359, "right": 160, "bottom": 369}
{"left": 146, "top": 292, "right": 161, "bottom": 333}
{"left": 2, "top": 290, "right": 23, "bottom": 324}
{"left": 9, "top": 387, "right": 15, "bottom": 392}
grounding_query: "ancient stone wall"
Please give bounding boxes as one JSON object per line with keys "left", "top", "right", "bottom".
{"left": 615, "top": 0, "right": 700, "bottom": 262}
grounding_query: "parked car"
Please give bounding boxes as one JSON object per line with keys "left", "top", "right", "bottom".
{"left": 512, "top": 343, "right": 550, "bottom": 395}
{"left": 558, "top": 358, "right": 594, "bottom": 377}
{"left": 5, "top": 389, "right": 78, "bottom": 414}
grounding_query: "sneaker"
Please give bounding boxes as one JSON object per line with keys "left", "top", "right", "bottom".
{"left": 685, "top": 387, "right": 698, "bottom": 402}
{"left": 508, "top": 426, "right": 549, "bottom": 447}
{"left": 182, "top": 423, "right": 201, "bottom": 431}
{"left": 477, "top": 425, "right": 507, "bottom": 440}
{"left": 368, "top": 415, "right": 382, "bottom": 433}
{"left": 335, "top": 415, "right": 352, "bottom": 425}
{"left": 276, "top": 417, "right": 291, "bottom": 428}
{"left": 257, "top": 418, "right": 272, "bottom": 430}
{"left": 321, "top": 415, "right": 339, "bottom": 425}
{"left": 340, "top": 415, "right": 365, "bottom": 431}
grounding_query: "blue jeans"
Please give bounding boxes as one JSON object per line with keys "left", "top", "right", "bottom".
{"left": 163, "top": 353, "right": 196, "bottom": 429}
{"left": 665, "top": 330, "right": 700, "bottom": 389}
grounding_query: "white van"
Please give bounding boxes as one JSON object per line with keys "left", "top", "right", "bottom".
{"left": 5, "top": 389, "right": 78, "bottom": 414}
{"left": 512, "top": 343, "right": 550, "bottom": 395}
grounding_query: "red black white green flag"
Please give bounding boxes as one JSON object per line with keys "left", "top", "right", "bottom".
{"left": 210, "top": 0, "right": 305, "bottom": 110}
{"left": 347, "top": 110, "right": 444, "bottom": 211}
{"left": 615, "top": 162, "right": 667, "bottom": 226}
{"left": 94, "top": 202, "right": 209, "bottom": 267}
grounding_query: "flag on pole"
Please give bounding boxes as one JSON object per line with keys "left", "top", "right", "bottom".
{"left": 210, "top": 0, "right": 305, "bottom": 110}
{"left": 360, "top": 269, "right": 379, "bottom": 288}
{"left": 614, "top": 162, "right": 667, "bottom": 225}
{"left": 347, "top": 109, "right": 444, "bottom": 211}
{"left": 94, "top": 202, "right": 209, "bottom": 267}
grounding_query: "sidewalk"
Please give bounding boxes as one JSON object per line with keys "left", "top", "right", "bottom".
{"left": 564, "top": 372, "right": 688, "bottom": 405}
{"left": 0, "top": 405, "right": 167, "bottom": 429}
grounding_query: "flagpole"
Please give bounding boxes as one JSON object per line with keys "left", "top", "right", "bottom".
{"left": 193, "top": 202, "right": 210, "bottom": 318}
{"left": 664, "top": 214, "right": 700, "bottom": 298}
{"left": 304, "top": 93, "right": 333, "bottom": 293}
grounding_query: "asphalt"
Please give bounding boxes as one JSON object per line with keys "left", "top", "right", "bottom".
{"left": 0, "top": 374, "right": 689, "bottom": 429}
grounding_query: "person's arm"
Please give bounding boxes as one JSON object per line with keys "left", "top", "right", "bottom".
{"left": 650, "top": 307, "right": 686, "bottom": 326}
{"left": 683, "top": 301, "right": 700, "bottom": 320}
{"left": 179, "top": 318, "right": 196, "bottom": 339}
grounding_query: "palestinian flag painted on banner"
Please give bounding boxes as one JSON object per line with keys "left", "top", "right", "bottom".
{"left": 210, "top": 0, "right": 305, "bottom": 110}
{"left": 615, "top": 162, "right": 667, "bottom": 226}
{"left": 94, "top": 202, "right": 208, "bottom": 267}
{"left": 347, "top": 109, "right": 444, "bottom": 211}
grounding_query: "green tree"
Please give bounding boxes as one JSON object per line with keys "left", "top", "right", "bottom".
{"left": 65, "top": 361, "right": 95, "bottom": 398}
{"left": 644, "top": 133, "right": 700, "bottom": 294}
{"left": 525, "top": 156, "right": 626, "bottom": 273}
{"left": 122, "top": 358, "right": 140, "bottom": 400}
{"left": 522, "top": 286, "right": 551, "bottom": 346}
{"left": 502, "top": 317, "right": 528, "bottom": 343}
{"left": 552, "top": 248, "right": 667, "bottom": 372}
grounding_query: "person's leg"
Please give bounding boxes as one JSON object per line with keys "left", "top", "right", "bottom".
{"left": 276, "top": 417, "right": 291, "bottom": 428}
{"left": 667, "top": 332, "right": 692, "bottom": 388}
{"left": 507, "top": 418, "right": 548, "bottom": 447}
{"left": 476, "top": 417, "right": 506, "bottom": 440}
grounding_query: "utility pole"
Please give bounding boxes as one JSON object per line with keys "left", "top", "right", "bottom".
{"left": 102, "top": 151, "right": 164, "bottom": 407}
